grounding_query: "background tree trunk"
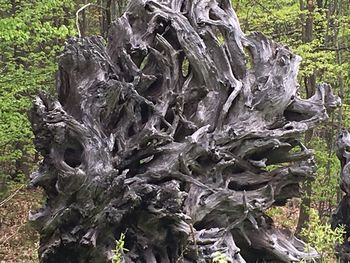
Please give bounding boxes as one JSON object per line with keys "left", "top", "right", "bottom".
{"left": 80, "top": 0, "right": 88, "bottom": 38}
{"left": 296, "top": 0, "right": 316, "bottom": 236}
{"left": 29, "top": 0, "right": 340, "bottom": 262}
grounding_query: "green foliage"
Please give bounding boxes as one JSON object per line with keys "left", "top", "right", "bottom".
{"left": 112, "top": 233, "right": 128, "bottom": 263}
{"left": 0, "top": 0, "right": 76, "bottom": 187}
{"left": 299, "top": 258, "right": 340, "bottom": 263}
{"left": 266, "top": 205, "right": 297, "bottom": 230}
{"left": 311, "top": 137, "right": 340, "bottom": 210}
{"left": 301, "top": 208, "right": 345, "bottom": 261}
{"left": 211, "top": 252, "right": 228, "bottom": 263}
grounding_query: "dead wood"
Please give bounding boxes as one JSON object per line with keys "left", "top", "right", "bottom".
{"left": 29, "top": 0, "right": 340, "bottom": 262}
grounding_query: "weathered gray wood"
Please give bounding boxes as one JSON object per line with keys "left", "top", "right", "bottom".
{"left": 29, "top": 0, "right": 339, "bottom": 262}
{"left": 332, "top": 130, "right": 350, "bottom": 262}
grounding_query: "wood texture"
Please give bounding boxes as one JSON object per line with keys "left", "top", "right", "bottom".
{"left": 29, "top": 0, "right": 340, "bottom": 262}
{"left": 332, "top": 130, "right": 350, "bottom": 262}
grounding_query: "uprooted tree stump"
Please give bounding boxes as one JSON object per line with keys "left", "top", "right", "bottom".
{"left": 29, "top": 0, "right": 340, "bottom": 262}
{"left": 332, "top": 130, "right": 350, "bottom": 262}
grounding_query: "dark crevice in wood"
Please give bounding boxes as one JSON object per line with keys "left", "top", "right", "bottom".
{"left": 228, "top": 180, "right": 268, "bottom": 191}
{"left": 63, "top": 139, "right": 84, "bottom": 168}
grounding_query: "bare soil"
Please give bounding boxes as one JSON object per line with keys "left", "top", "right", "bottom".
{"left": 0, "top": 185, "right": 42, "bottom": 263}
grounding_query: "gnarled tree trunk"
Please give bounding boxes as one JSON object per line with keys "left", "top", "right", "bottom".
{"left": 29, "top": 0, "right": 340, "bottom": 262}
{"left": 332, "top": 130, "right": 350, "bottom": 262}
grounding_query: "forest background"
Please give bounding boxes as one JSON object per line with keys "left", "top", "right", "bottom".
{"left": 0, "top": 0, "right": 349, "bottom": 262}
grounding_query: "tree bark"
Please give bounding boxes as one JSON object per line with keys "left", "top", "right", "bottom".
{"left": 100, "top": 0, "right": 112, "bottom": 38}
{"left": 295, "top": 0, "right": 316, "bottom": 236}
{"left": 80, "top": 0, "right": 88, "bottom": 38}
{"left": 332, "top": 130, "right": 350, "bottom": 262}
{"left": 29, "top": 0, "right": 340, "bottom": 262}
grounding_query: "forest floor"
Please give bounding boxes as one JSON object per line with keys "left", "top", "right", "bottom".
{"left": 0, "top": 185, "right": 300, "bottom": 262}
{"left": 0, "top": 184, "right": 42, "bottom": 263}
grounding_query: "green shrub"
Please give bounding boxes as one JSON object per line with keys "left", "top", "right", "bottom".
{"left": 301, "top": 208, "right": 345, "bottom": 261}
{"left": 212, "top": 252, "right": 228, "bottom": 263}
{"left": 112, "top": 233, "right": 128, "bottom": 263}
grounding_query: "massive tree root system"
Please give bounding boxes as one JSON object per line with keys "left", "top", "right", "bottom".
{"left": 29, "top": 0, "right": 339, "bottom": 262}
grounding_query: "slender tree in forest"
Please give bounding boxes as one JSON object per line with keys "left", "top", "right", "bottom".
{"left": 296, "top": 0, "right": 316, "bottom": 235}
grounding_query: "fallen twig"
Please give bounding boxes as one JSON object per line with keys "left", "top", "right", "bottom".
{"left": 0, "top": 184, "right": 25, "bottom": 208}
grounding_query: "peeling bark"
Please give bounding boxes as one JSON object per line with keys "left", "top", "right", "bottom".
{"left": 29, "top": 0, "right": 340, "bottom": 262}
